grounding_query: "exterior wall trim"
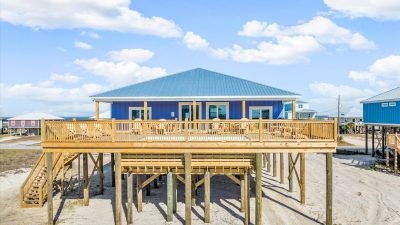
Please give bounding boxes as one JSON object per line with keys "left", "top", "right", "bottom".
{"left": 94, "top": 95, "right": 300, "bottom": 102}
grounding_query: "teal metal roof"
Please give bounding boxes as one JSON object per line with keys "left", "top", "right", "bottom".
{"left": 92, "top": 68, "right": 300, "bottom": 101}
{"left": 361, "top": 87, "right": 400, "bottom": 103}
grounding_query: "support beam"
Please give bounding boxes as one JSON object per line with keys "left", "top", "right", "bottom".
{"left": 382, "top": 126, "right": 385, "bottom": 159}
{"left": 288, "top": 153, "right": 293, "bottom": 192}
{"left": 326, "top": 153, "right": 333, "bottom": 225}
{"left": 267, "top": 153, "right": 271, "bottom": 173}
{"left": 99, "top": 153, "right": 104, "bottom": 194}
{"left": 204, "top": 171, "right": 211, "bottom": 223}
{"left": 69, "top": 162, "right": 73, "bottom": 192}
{"left": 300, "top": 153, "right": 305, "bottom": 204}
{"left": 193, "top": 101, "right": 197, "bottom": 121}
{"left": 111, "top": 153, "right": 115, "bottom": 187}
{"left": 240, "top": 175, "right": 245, "bottom": 212}
{"left": 280, "top": 153, "right": 284, "bottom": 184}
{"left": 292, "top": 100, "right": 296, "bottom": 119}
{"left": 167, "top": 172, "right": 173, "bottom": 222}
{"left": 115, "top": 153, "right": 122, "bottom": 225}
{"left": 394, "top": 148, "right": 398, "bottom": 172}
{"left": 146, "top": 175, "right": 151, "bottom": 196}
{"left": 83, "top": 153, "right": 89, "bottom": 206}
{"left": 185, "top": 153, "right": 192, "bottom": 225}
{"left": 191, "top": 175, "right": 196, "bottom": 206}
{"left": 242, "top": 100, "right": 246, "bottom": 118}
{"left": 372, "top": 126, "right": 375, "bottom": 157}
{"left": 136, "top": 175, "right": 143, "bottom": 212}
{"left": 173, "top": 174, "right": 177, "bottom": 213}
{"left": 244, "top": 170, "right": 250, "bottom": 225}
{"left": 127, "top": 173, "right": 133, "bottom": 224}
{"left": 273, "top": 153, "right": 277, "bottom": 177}
{"left": 255, "top": 153, "right": 262, "bottom": 225}
{"left": 47, "top": 153, "right": 54, "bottom": 225}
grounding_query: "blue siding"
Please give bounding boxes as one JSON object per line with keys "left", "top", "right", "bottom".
{"left": 112, "top": 101, "right": 284, "bottom": 120}
{"left": 363, "top": 101, "right": 400, "bottom": 125}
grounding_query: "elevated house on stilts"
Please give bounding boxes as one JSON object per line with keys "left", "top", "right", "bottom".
{"left": 20, "top": 68, "right": 337, "bottom": 225}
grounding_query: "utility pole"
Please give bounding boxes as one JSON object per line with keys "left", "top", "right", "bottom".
{"left": 337, "top": 95, "right": 340, "bottom": 141}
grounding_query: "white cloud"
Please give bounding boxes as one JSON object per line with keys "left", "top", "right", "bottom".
{"left": 238, "top": 16, "right": 375, "bottom": 49}
{"left": 56, "top": 47, "right": 66, "bottom": 52}
{"left": 324, "top": 0, "right": 400, "bottom": 20}
{"left": 74, "top": 49, "right": 166, "bottom": 86}
{"left": 309, "top": 82, "right": 375, "bottom": 116}
{"left": 228, "top": 36, "right": 321, "bottom": 64}
{"left": 0, "top": 0, "right": 182, "bottom": 38}
{"left": 81, "top": 31, "right": 101, "bottom": 39}
{"left": 183, "top": 32, "right": 210, "bottom": 50}
{"left": 50, "top": 73, "right": 81, "bottom": 83}
{"left": 109, "top": 49, "right": 154, "bottom": 63}
{"left": 74, "top": 40, "right": 93, "bottom": 50}
{"left": 349, "top": 55, "right": 400, "bottom": 89}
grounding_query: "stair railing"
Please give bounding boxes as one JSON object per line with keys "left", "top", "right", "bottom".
{"left": 20, "top": 153, "right": 45, "bottom": 207}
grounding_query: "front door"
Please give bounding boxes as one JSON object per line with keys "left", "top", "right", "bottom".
{"left": 250, "top": 106, "right": 272, "bottom": 119}
{"left": 179, "top": 103, "right": 200, "bottom": 121}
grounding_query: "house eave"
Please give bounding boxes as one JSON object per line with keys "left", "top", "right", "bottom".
{"left": 92, "top": 95, "right": 301, "bottom": 103}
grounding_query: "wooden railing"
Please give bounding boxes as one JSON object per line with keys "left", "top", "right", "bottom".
{"left": 387, "top": 134, "right": 400, "bottom": 149}
{"left": 43, "top": 119, "right": 336, "bottom": 143}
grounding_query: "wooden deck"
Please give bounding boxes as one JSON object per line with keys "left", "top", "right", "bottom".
{"left": 21, "top": 118, "right": 337, "bottom": 225}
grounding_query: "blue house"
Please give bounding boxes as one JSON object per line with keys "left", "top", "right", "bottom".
{"left": 92, "top": 68, "right": 300, "bottom": 121}
{"left": 361, "top": 87, "right": 400, "bottom": 126}
{"left": 361, "top": 86, "right": 400, "bottom": 156}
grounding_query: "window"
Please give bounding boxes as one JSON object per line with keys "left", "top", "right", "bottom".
{"left": 389, "top": 102, "right": 396, "bottom": 107}
{"left": 206, "top": 102, "right": 229, "bottom": 119}
{"left": 21, "top": 121, "right": 25, "bottom": 127}
{"left": 249, "top": 106, "right": 273, "bottom": 119}
{"left": 129, "top": 107, "right": 152, "bottom": 120}
{"left": 31, "top": 121, "right": 36, "bottom": 126}
{"left": 179, "top": 102, "right": 201, "bottom": 121}
{"left": 10, "top": 120, "right": 15, "bottom": 126}
{"left": 298, "top": 104, "right": 303, "bottom": 109}
{"left": 381, "top": 103, "right": 388, "bottom": 107}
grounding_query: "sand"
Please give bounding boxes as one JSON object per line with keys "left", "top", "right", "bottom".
{"left": 1, "top": 151, "right": 400, "bottom": 225}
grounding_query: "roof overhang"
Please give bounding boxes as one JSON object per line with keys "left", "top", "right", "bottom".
{"left": 361, "top": 98, "right": 400, "bottom": 104}
{"left": 92, "top": 95, "right": 301, "bottom": 103}
{"left": 364, "top": 123, "right": 400, "bottom": 127}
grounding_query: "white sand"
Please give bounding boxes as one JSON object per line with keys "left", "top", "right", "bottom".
{"left": 1, "top": 152, "right": 400, "bottom": 225}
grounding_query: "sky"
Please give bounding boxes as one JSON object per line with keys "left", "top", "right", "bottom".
{"left": 1, "top": 0, "right": 400, "bottom": 117}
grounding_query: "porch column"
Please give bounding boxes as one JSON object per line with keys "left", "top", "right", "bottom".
{"left": 242, "top": 100, "right": 246, "bottom": 118}
{"left": 95, "top": 101, "right": 99, "bottom": 120}
{"left": 144, "top": 101, "right": 148, "bottom": 120}
{"left": 291, "top": 100, "right": 296, "bottom": 120}
{"left": 193, "top": 101, "right": 197, "bottom": 121}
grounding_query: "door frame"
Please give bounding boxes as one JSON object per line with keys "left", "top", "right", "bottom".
{"left": 128, "top": 107, "right": 152, "bottom": 120}
{"left": 178, "top": 102, "right": 202, "bottom": 121}
{"left": 249, "top": 106, "right": 273, "bottom": 119}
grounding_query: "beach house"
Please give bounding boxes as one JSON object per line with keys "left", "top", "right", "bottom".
{"left": 20, "top": 68, "right": 337, "bottom": 225}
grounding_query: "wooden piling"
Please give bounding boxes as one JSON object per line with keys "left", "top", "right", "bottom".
{"left": 99, "top": 153, "right": 104, "bottom": 194}
{"left": 167, "top": 172, "right": 173, "bottom": 222}
{"left": 280, "top": 153, "right": 284, "bottom": 184}
{"left": 255, "top": 153, "right": 262, "bottom": 225}
{"left": 185, "top": 153, "right": 192, "bottom": 225}
{"left": 47, "top": 152, "right": 53, "bottom": 225}
{"left": 115, "top": 153, "right": 122, "bottom": 225}
{"left": 204, "top": 171, "right": 211, "bottom": 223}
{"left": 136, "top": 175, "right": 142, "bottom": 212}
{"left": 267, "top": 153, "right": 271, "bottom": 172}
{"left": 386, "top": 148, "right": 390, "bottom": 167}
{"left": 69, "top": 162, "right": 73, "bottom": 192}
{"left": 244, "top": 170, "right": 250, "bottom": 225}
{"left": 288, "top": 153, "right": 293, "bottom": 192}
{"left": 240, "top": 174, "right": 245, "bottom": 212}
{"left": 111, "top": 153, "right": 115, "bottom": 187}
{"left": 191, "top": 175, "right": 196, "bottom": 206}
{"left": 146, "top": 175, "right": 151, "bottom": 196}
{"left": 273, "top": 153, "right": 277, "bottom": 177}
{"left": 300, "top": 153, "right": 305, "bottom": 204}
{"left": 394, "top": 148, "right": 398, "bottom": 172}
{"left": 173, "top": 174, "right": 177, "bottom": 213}
{"left": 127, "top": 173, "right": 133, "bottom": 224}
{"left": 83, "top": 153, "right": 89, "bottom": 206}
{"left": 326, "top": 153, "right": 333, "bottom": 225}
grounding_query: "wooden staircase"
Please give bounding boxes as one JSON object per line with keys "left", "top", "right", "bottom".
{"left": 20, "top": 152, "right": 80, "bottom": 208}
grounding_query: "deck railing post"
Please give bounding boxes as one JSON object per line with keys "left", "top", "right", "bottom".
{"left": 334, "top": 118, "right": 338, "bottom": 141}
{"left": 184, "top": 118, "right": 189, "bottom": 142}
{"left": 259, "top": 117, "right": 263, "bottom": 142}
{"left": 41, "top": 119, "right": 46, "bottom": 142}
{"left": 111, "top": 118, "right": 116, "bottom": 142}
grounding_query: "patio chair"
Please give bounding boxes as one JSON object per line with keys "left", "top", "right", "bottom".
{"left": 156, "top": 119, "right": 167, "bottom": 135}
{"left": 210, "top": 118, "right": 222, "bottom": 134}
{"left": 239, "top": 118, "right": 249, "bottom": 134}
{"left": 131, "top": 119, "right": 143, "bottom": 135}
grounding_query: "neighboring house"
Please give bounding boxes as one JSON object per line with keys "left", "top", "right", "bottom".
{"left": 361, "top": 87, "right": 400, "bottom": 156}
{"left": 284, "top": 100, "right": 317, "bottom": 119}
{"left": 339, "top": 107, "right": 363, "bottom": 125}
{"left": 7, "top": 112, "right": 64, "bottom": 135}
{"left": 92, "top": 68, "right": 300, "bottom": 121}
